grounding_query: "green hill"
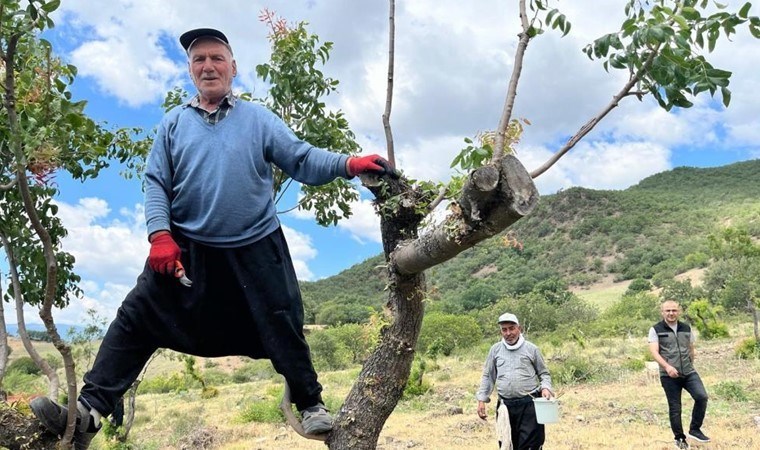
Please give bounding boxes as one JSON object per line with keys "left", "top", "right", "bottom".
{"left": 301, "top": 159, "right": 760, "bottom": 321}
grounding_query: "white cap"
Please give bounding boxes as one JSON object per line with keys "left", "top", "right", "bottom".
{"left": 497, "top": 313, "right": 519, "bottom": 324}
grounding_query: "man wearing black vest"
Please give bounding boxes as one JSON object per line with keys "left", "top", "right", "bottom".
{"left": 648, "top": 300, "right": 709, "bottom": 449}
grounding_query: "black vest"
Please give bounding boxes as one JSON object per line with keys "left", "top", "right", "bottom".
{"left": 653, "top": 320, "right": 695, "bottom": 377}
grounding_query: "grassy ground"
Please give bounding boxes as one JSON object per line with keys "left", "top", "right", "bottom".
{"left": 6, "top": 325, "right": 758, "bottom": 450}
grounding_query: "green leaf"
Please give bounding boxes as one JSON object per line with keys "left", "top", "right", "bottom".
{"left": 41, "top": 0, "right": 61, "bottom": 13}
{"left": 720, "top": 86, "right": 731, "bottom": 107}
{"left": 749, "top": 21, "right": 760, "bottom": 38}
{"left": 546, "top": 8, "right": 558, "bottom": 26}
{"left": 562, "top": 20, "right": 572, "bottom": 37}
{"left": 738, "top": 2, "right": 752, "bottom": 18}
{"left": 682, "top": 7, "right": 701, "bottom": 20}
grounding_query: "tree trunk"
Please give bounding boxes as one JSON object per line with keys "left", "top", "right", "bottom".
{"left": 327, "top": 155, "right": 538, "bottom": 449}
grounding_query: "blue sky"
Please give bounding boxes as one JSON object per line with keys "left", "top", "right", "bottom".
{"left": 4, "top": 0, "right": 759, "bottom": 327}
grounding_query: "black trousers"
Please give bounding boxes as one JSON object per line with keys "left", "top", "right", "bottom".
{"left": 497, "top": 396, "right": 545, "bottom": 450}
{"left": 660, "top": 372, "right": 708, "bottom": 440}
{"left": 80, "top": 228, "right": 323, "bottom": 413}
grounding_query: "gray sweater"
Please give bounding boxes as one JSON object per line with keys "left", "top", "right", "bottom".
{"left": 476, "top": 339, "right": 552, "bottom": 402}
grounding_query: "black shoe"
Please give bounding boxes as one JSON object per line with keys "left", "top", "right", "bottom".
{"left": 674, "top": 437, "right": 690, "bottom": 449}
{"left": 687, "top": 429, "right": 711, "bottom": 443}
{"left": 30, "top": 397, "right": 99, "bottom": 450}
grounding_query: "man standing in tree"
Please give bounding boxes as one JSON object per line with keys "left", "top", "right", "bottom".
{"left": 649, "top": 300, "right": 710, "bottom": 449}
{"left": 30, "top": 27, "right": 395, "bottom": 449}
{"left": 476, "top": 313, "right": 553, "bottom": 450}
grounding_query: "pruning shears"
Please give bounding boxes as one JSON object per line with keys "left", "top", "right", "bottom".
{"left": 174, "top": 260, "right": 193, "bottom": 287}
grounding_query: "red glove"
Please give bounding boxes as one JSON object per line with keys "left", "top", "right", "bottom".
{"left": 148, "top": 233, "right": 181, "bottom": 275}
{"left": 348, "top": 154, "right": 399, "bottom": 178}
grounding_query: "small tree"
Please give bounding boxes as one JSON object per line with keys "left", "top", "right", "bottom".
{"left": 0, "top": 0, "right": 149, "bottom": 446}
{"left": 706, "top": 227, "right": 760, "bottom": 341}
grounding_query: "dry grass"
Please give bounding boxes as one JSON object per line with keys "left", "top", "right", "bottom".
{"left": 89, "top": 331, "right": 760, "bottom": 449}
{"left": 5, "top": 324, "right": 760, "bottom": 449}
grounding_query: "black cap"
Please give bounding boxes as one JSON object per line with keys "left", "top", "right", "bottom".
{"left": 179, "top": 28, "right": 230, "bottom": 52}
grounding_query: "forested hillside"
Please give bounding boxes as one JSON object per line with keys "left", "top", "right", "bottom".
{"left": 300, "top": 159, "right": 760, "bottom": 323}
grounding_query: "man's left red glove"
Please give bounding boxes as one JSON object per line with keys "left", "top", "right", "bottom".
{"left": 348, "top": 154, "right": 400, "bottom": 179}
{"left": 148, "top": 232, "right": 181, "bottom": 275}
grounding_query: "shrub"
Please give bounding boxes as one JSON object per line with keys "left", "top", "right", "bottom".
{"left": 324, "top": 323, "right": 377, "bottom": 364}
{"left": 307, "top": 329, "right": 352, "bottom": 371}
{"left": 202, "top": 368, "right": 232, "bottom": 386}
{"left": 588, "top": 292, "right": 659, "bottom": 337}
{"left": 403, "top": 358, "right": 432, "bottom": 399}
{"left": 231, "top": 360, "right": 277, "bottom": 383}
{"left": 7, "top": 356, "right": 41, "bottom": 375}
{"left": 239, "top": 398, "right": 285, "bottom": 423}
{"left": 137, "top": 372, "right": 196, "bottom": 394}
{"left": 417, "top": 313, "right": 481, "bottom": 357}
{"left": 735, "top": 338, "right": 760, "bottom": 359}
{"left": 3, "top": 369, "right": 45, "bottom": 394}
{"left": 621, "top": 358, "right": 645, "bottom": 371}
{"left": 713, "top": 381, "right": 748, "bottom": 402}
{"left": 686, "top": 299, "right": 729, "bottom": 339}
{"left": 550, "top": 355, "right": 598, "bottom": 385}
{"left": 625, "top": 278, "right": 651, "bottom": 296}
{"left": 44, "top": 353, "right": 62, "bottom": 371}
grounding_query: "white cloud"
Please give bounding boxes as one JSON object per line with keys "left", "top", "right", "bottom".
{"left": 70, "top": 38, "right": 185, "bottom": 107}
{"left": 49, "top": 0, "right": 759, "bottom": 169}
{"left": 281, "top": 225, "right": 317, "bottom": 281}
{"left": 56, "top": 198, "right": 149, "bottom": 285}
{"left": 283, "top": 193, "right": 382, "bottom": 245}
{"left": 522, "top": 140, "right": 672, "bottom": 193}
{"left": 337, "top": 199, "right": 382, "bottom": 244}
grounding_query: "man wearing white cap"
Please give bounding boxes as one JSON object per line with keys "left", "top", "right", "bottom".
{"left": 476, "top": 313, "right": 553, "bottom": 450}
{"left": 30, "top": 27, "right": 398, "bottom": 448}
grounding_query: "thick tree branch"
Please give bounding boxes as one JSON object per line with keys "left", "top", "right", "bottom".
{"left": 391, "top": 155, "right": 538, "bottom": 275}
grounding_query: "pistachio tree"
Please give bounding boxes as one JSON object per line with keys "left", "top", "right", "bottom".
{"left": 0, "top": 0, "right": 149, "bottom": 447}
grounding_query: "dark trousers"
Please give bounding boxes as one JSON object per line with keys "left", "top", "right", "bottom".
{"left": 497, "top": 396, "right": 545, "bottom": 450}
{"left": 80, "top": 228, "right": 323, "bottom": 414}
{"left": 660, "top": 372, "right": 708, "bottom": 439}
